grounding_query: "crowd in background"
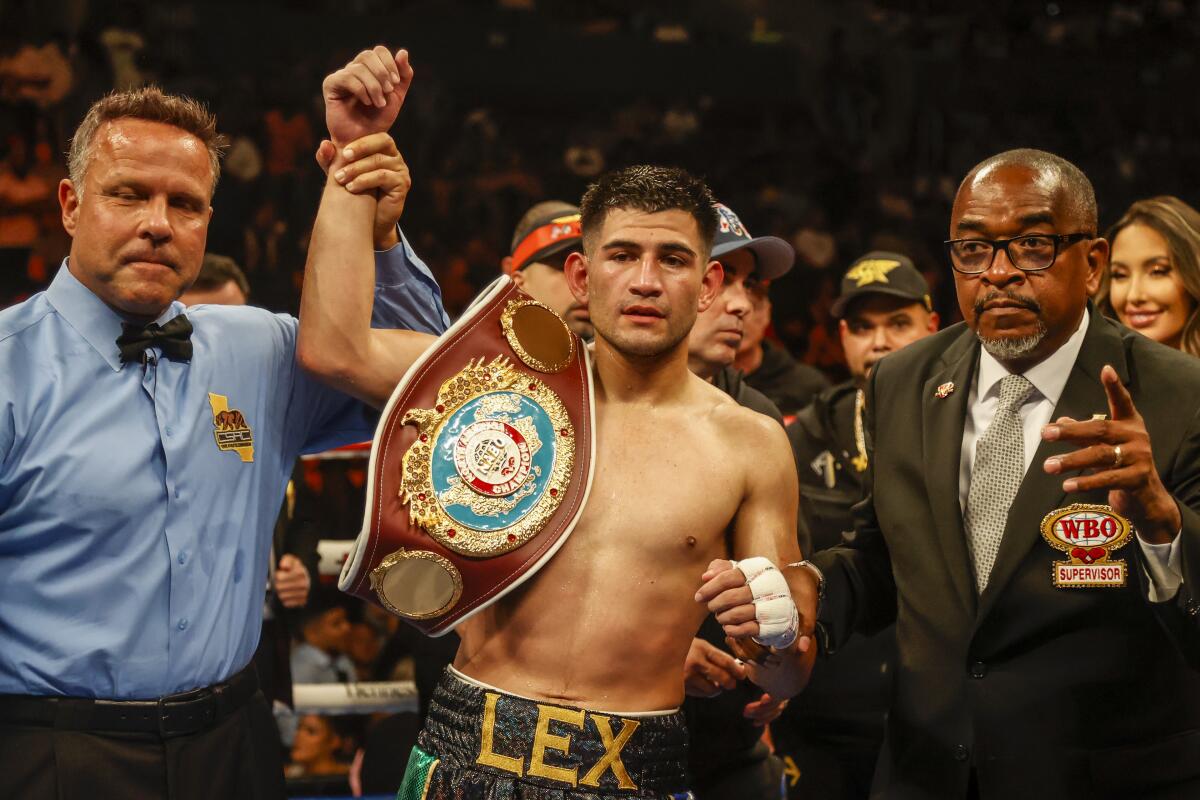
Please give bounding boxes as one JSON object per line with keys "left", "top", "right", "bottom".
{"left": 5, "top": 0, "right": 1200, "bottom": 381}
{"left": 5, "top": 0, "right": 1200, "bottom": 796}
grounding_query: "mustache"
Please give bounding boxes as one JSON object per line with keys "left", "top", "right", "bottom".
{"left": 974, "top": 290, "right": 1041, "bottom": 317}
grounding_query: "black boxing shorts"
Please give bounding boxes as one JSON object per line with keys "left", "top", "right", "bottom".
{"left": 397, "top": 667, "right": 694, "bottom": 800}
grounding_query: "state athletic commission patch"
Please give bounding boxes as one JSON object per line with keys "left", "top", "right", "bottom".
{"left": 208, "top": 392, "right": 254, "bottom": 463}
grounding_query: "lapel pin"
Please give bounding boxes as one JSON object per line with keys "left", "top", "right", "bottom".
{"left": 935, "top": 382, "right": 955, "bottom": 399}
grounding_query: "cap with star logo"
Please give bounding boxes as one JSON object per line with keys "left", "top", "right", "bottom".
{"left": 831, "top": 251, "right": 932, "bottom": 319}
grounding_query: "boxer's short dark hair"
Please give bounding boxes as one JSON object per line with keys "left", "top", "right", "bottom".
{"left": 579, "top": 165, "right": 719, "bottom": 258}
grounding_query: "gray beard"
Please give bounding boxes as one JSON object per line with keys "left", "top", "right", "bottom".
{"left": 976, "top": 321, "right": 1047, "bottom": 361}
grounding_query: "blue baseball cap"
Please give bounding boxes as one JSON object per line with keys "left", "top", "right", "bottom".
{"left": 710, "top": 203, "right": 795, "bottom": 281}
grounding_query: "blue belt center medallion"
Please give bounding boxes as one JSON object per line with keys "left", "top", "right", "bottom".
{"left": 433, "top": 391, "right": 557, "bottom": 531}
{"left": 400, "top": 357, "right": 576, "bottom": 557}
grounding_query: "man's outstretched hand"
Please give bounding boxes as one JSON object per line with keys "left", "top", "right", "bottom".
{"left": 323, "top": 46, "right": 413, "bottom": 146}
{"left": 1042, "top": 364, "right": 1182, "bottom": 544}
{"left": 684, "top": 637, "right": 746, "bottom": 698}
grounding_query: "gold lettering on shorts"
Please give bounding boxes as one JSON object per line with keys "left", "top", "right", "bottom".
{"left": 579, "top": 714, "right": 640, "bottom": 790}
{"left": 527, "top": 704, "right": 584, "bottom": 786}
{"left": 476, "top": 692, "right": 524, "bottom": 776}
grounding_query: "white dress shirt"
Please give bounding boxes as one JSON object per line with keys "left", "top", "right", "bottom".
{"left": 958, "top": 308, "right": 1182, "bottom": 600}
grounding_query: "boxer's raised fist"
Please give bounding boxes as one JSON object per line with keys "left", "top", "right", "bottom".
{"left": 323, "top": 46, "right": 412, "bottom": 146}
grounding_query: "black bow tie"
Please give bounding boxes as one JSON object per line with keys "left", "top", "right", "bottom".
{"left": 116, "top": 314, "right": 194, "bottom": 364}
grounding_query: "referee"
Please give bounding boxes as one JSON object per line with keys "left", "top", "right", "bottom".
{"left": 0, "top": 61, "right": 444, "bottom": 800}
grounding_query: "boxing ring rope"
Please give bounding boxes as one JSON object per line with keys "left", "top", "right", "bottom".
{"left": 291, "top": 681, "right": 418, "bottom": 715}
{"left": 295, "top": 443, "right": 419, "bottom": 717}
{"left": 299, "top": 441, "right": 372, "bottom": 461}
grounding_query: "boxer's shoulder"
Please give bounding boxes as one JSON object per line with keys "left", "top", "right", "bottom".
{"left": 703, "top": 383, "right": 792, "bottom": 461}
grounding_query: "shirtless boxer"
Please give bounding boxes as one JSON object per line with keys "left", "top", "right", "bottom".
{"left": 297, "top": 47, "right": 817, "bottom": 799}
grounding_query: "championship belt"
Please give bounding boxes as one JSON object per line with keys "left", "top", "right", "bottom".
{"left": 339, "top": 276, "right": 595, "bottom": 636}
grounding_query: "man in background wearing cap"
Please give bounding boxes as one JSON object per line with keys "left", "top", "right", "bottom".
{"left": 502, "top": 200, "right": 591, "bottom": 339}
{"left": 773, "top": 252, "right": 938, "bottom": 799}
{"left": 735, "top": 301, "right": 829, "bottom": 420}
{"left": 682, "top": 203, "right": 797, "bottom": 800}
{"left": 686, "top": 203, "right": 792, "bottom": 423}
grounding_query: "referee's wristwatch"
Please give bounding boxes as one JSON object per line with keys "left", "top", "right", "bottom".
{"left": 786, "top": 559, "right": 826, "bottom": 613}
{"left": 787, "top": 559, "right": 832, "bottom": 655}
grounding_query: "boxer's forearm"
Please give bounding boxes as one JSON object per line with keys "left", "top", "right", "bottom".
{"left": 298, "top": 162, "right": 376, "bottom": 384}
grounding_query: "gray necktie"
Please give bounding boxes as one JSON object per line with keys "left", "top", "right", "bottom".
{"left": 965, "top": 373, "right": 1036, "bottom": 593}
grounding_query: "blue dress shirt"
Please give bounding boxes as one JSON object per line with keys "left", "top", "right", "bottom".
{"left": 0, "top": 235, "right": 448, "bottom": 699}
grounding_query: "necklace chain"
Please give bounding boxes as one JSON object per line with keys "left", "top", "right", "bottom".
{"left": 851, "top": 389, "right": 869, "bottom": 472}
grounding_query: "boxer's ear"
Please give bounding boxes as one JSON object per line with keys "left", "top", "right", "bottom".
{"left": 697, "top": 259, "right": 724, "bottom": 313}
{"left": 564, "top": 250, "right": 589, "bottom": 304}
{"left": 508, "top": 265, "right": 525, "bottom": 290}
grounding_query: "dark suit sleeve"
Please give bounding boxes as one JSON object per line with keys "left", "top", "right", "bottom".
{"left": 282, "top": 469, "right": 323, "bottom": 585}
{"left": 810, "top": 368, "right": 898, "bottom": 654}
{"left": 1148, "top": 404, "right": 1200, "bottom": 665}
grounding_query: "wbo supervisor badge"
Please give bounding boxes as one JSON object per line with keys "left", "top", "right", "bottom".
{"left": 339, "top": 277, "right": 595, "bottom": 636}
{"left": 1040, "top": 503, "right": 1134, "bottom": 588}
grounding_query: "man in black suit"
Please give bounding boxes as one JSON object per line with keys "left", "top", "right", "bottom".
{"left": 789, "top": 149, "right": 1200, "bottom": 799}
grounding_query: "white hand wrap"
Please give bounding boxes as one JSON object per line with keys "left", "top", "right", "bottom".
{"left": 734, "top": 557, "right": 799, "bottom": 649}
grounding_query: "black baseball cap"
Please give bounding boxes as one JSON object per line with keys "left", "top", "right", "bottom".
{"left": 831, "top": 251, "right": 932, "bottom": 319}
{"left": 710, "top": 203, "right": 795, "bottom": 281}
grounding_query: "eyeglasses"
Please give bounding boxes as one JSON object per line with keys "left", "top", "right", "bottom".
{"left": 944, "top": 233, "right": 1092, "bottom": 274}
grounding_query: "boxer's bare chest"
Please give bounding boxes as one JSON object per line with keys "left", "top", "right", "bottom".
{"left": 456, "top": 395, "right": 747, "bottom": 708}
{"left": 584, "top": 401, "right": 743, "bottom": 545}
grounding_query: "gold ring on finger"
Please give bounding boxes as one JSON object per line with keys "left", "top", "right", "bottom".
{"left": 1112, "top": 444, "right": 1123, "bottom": 468}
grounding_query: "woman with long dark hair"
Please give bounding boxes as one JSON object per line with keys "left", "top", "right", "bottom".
{"left": 1098, "top": 196, "right": 1200, "bottom": 354}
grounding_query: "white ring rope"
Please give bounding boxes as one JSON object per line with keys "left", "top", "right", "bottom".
{"left": 300, "top": 443, "right": 371, "bottom": 461}
{"left": 291, "top": 681, "right": 418, "bottom": 715}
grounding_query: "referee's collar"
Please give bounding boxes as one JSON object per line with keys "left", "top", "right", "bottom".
{"left": 46, "top": 260, "right": 186, "bottom": 372}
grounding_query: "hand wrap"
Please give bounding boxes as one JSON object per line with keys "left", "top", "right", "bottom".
{"left": 733, "top": 557, "right": 799, "bottom": 649}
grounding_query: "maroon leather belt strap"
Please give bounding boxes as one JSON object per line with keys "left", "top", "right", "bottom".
{"left": 339, "top": 276, "right": 595, "bottom": 635}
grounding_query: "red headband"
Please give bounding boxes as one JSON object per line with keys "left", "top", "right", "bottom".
{"left": 509, "top": 214, "right": 583, "bottom": 273}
